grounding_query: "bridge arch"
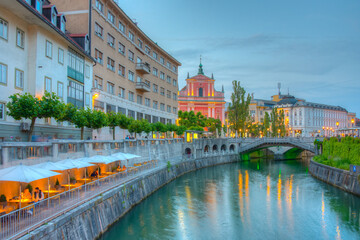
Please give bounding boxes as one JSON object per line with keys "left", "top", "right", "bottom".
{"left": 185, "top": 148, "right": 192, "bottom": 155}
{"left": 221, "top": 144, "right": 226, "bottom": 151}
{"left": 204, "top": 145, "right": 210, "bottom": 153}
{"left": 229, "top": 144, "right": 235, "bottom": 152}
{"left": 212, "top": 144, "right": 218, "bottom": 152}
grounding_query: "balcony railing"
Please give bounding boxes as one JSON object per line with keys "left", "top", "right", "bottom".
{"left": 135, "top": 81, "right": 151, "bottom": 92}
{"left": 135, "top": 63, "right": 151, "bottom": 74}
{"left": 67, "top": 66, "right": 84, "bottom": 83}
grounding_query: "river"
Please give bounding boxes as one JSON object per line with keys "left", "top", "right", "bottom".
{"left": 101, "top": 158, "right": 360, "bottom": 240}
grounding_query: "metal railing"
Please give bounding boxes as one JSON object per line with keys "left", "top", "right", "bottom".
{"left": 0, "top": 160, "right": 160, "bottom": 239}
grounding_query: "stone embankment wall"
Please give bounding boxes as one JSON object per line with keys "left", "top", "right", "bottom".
{"left": 309, "top": 160, "right": 360, "bottom": 197}
{"left": 21, "top": 154, "right": 238, "bottom": 240}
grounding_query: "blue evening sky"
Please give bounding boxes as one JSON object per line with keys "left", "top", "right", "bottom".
{"left": 118, "top": 0, "right": 360, "bottom": 115}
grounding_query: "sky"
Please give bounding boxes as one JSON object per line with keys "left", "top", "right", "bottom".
{"left": 118, "top": 0, "right": 360, "bottom": 115}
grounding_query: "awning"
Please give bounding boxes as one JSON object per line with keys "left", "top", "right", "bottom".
{"left": 57, "top": 159, "right": 95, "bottom": 169}
{"left": 33, "top": 161, "right": 69, "bottom": 171}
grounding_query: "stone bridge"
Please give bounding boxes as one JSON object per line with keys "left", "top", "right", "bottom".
{"left": 182, "top": 137, "right": 318, "bottom": 159}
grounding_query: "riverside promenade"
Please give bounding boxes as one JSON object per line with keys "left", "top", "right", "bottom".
{"left": 0, "top": 137, "right": 317, "bottom": 239}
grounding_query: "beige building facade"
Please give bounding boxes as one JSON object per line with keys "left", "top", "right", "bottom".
{"left": 53, "top": 0, "right": 181, "bottom": 139}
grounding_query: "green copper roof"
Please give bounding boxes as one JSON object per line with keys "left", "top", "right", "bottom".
{"left": 198, "top": 63, "right": 204, "bottom": 75}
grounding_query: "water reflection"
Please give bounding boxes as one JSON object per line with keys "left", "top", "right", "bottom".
{"left": 101, "top": 159, "right": 360, "bottom": 240}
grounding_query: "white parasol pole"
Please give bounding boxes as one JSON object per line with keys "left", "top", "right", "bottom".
{"left": 68, "top": 170, "right": 70, "bottom": 193}
{"left": 19, "top": 184, "right": 22, "bottom": 210}
{"left": 84, "top": 168, "right": 87, "bottom": 194}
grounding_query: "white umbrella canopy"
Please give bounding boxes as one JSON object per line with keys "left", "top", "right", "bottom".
{"left": 58, "top": 159, "right": 95, "bottom": 169}
{"left": 0, "top": 164, "right": 61, "bottom": 183}
{"left": 112, "top": 152, "right": 141, "bottom": 160}
{"left": 84, "top": 155, "right": 111, "bottom": 164}
{"left": 34, "top": 161, "right": 69, "bottom": 171}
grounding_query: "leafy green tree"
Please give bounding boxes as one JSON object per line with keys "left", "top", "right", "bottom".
{"left": 166, "top": 123, "right": 178, "bottom": 138}
{"left": 263, "top": 112, "right": 270, "bottom": 137}
{"left": 128, "top": 120, "right": 144, "bottom": 138}
{"left": 175, "top": 125, "right": 187, "bottom": 136}
{"left": 84, "top": 108, "right": 108, "bottom": 132}
{"left": 206, "top": 117, "right": 222, "bottom": 136}
{"left": 228, "top": 80, "right": 251, "bottom": 137}
{"left": 107, "top": 111, "right": 120, "bottom": 140}
{"left": 7, "top": 92, "right": 65, "bottom": 141}
{"left": 141, "top": 119, "right": 152, "bottom": 137}
{"left": 72, "top": 108, "right": 89, "bottom": 140}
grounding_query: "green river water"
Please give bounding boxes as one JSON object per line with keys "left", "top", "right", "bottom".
{"left": 101, "top": 158, "right": 360, "bottom": 240}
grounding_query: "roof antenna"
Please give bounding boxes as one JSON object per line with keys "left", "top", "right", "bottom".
{"left": 278, "top": 82, "right": 281, "bottom": 95}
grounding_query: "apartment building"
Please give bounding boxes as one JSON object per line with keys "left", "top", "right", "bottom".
{"left": 52, "top": 0, "right": 181, "bottom": 139}
{"left": 0, "top": 0, "right": 94, "bottom": 141}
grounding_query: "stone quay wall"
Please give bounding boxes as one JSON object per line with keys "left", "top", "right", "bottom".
{"left": 21, "top": 153, "right": 239, "bottom": 240}
{"left": 309, "top": 160, "right": 360, "bottom": 197}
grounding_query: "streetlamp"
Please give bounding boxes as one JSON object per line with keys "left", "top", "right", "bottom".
{"left": 278, "top": 129, "right": 281, "bottom": 138}
{"left": 336, "top": 121, "right": 339, "bottom": 137}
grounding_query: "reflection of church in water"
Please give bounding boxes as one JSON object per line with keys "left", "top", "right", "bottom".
{"left": 178, "top": 61, "right": 226, "bottom": 124}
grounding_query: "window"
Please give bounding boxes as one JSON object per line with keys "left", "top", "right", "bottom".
{"left": 119, "top": 87, "right": 125, "bottom": 98}
{"left": 107, "top": 82, "right": 114, "bottom": 94}
{"left": 46, "top": 40, "right": 52, "bottom": 58}
{"left": 160, "top": 72, "right": 165, "bottom": 80}
{"left": 67, "top": 48, "right": 84, "bottom": 78}
{"left": 85, "top": 93, "right": 90, "bottom": 106}
{"left": 173, "top": 107, "right": 177, "bottom": 114}
{"left": 153, "top": 84, "right": 158, "bottom": 93}
{"left": 167, "top": 105, "right": 171, "bottom": 113}
{"left": 173, "top": 79, "right": 177, "bottom": 86}
{"left": 145, "top": 46, "right": 150, "bottom": 54}
{"left": 128, "top": 31, "right": 134, "bottom": 41}
{"left": 128, "top": 70, "right": 134, "bottom": 81}
{"left": 107, "top": 57, "right": 115, "bottom": 71}
{"left": 153, "top": 101, "right": 158, "bottom": 109}
{"left": 137, "top": 95, "right": 142, "bottom": 105}
{"left": 152, "top": 51, "right": 158, "bottom": 60}
{"left": 95, "top": 23, "right": 103, "bottom": 38}
{"left": 45, "top": 77, "right": 52, "bottom": 92}
{"left": 108, "top": 11, "right": 115, "bottom": 24}
{"left": 167, "top": 90, "right": 171, "bottom": 98}
{"left": 95, "top": 49, "right": 103, "bottom": 64}
{"left": 137, "top": 39, "right": 143, "bottom": 49}
{"left": 167, "top": 61, "right": 171, "bottom": 69}
{"left": 160, "top": 87, "right": 165, "bottom": 96}
{"left": 0, "top": 18, "right": 8, "bottom": 40}
{"left": 160, "top": 103, "right": 165, "bottom": 111}
{"left": 15, "top": 69, "right": 24, "bottom": 89}
{"left": 128, "top": 110, "right": 135, "bottom": 119}
{"left": 118, "top": 64, "right": 125, "bottom": 76}
{"left": 173, "top": 93, "right": 177, "bottom": 100}
{"left": 67, "top": 79, "right": 84, "bottom": 108}
{"left": 137, "top": 57, "right": 142, "bottom": 64}
{"left": 0, "top": 63, "right": 7, "bottom": 85}
{"left": 199, "top": 88, "right": 203, "bottom": 97}
{"left": 119, "top": 21, "right": 125, "bottom": 33}
{"left": 160, "top": 57, "right": 164, "bottom": 64}
{"left": 107, "top": 34, "right": 115, "bottom": 47}
{"left": 35, "top": 0, "right": 43, "bottom": 13}
{"left": 16, "top": 28, "right": 24, "bottom": 48}
{"left": 85, "top": 65, "right": 90, "bottom": 78}
{"left": 58, "top": 48, "right": 64, "bottom": 64}
{"left": 167, "top": 76, "right": 171, "bottom": 83}
{"left": 145, "top": 98, "right": 150, "bottom": 107}
{"left": 0, "top": 103, "right": 5, "bottom": 120}
{"left": 172, "top": 66, "right": 177, "bottom": 72}
{"left": 152, "top": 67, "right": 158, "bottom": 76}
{"left": 118, "top": 42, "right": 125, "bottom": 55}
{"left": 128, "top": 91, "right": 134, "bottom": 102}
{"left": 51, "top": 8, "right": 57, "bottom": 25}
{"left": 57, "top": 82, "right": 64, "bottom": 98}
{"left": 128, "top": 50, "right": 134, "bottom": 62}
{"left": 137, "top": 76, "right": 142, "bottom": 83}
{"left": 95, "top": 0, "right": 104, "bottom": 13}
{"left": 94, "top": 75, "right": 103, "bottom": 90}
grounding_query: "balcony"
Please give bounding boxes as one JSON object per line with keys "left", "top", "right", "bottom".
{"left": 136, "top": 81, "right": 151, "bottom": 92}
{"left": 136, "top": 62, "right": 151, "bottom": 74}
{"left": 67, "top": 66, "right": 84, "bottom": 83}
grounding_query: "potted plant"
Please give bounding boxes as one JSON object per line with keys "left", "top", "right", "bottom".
{"left": 0, "top": 194, "right": 7, "bottom": 208}
{"left": 55, "top": 178, "right": 61, "bottom": 190}
{"left": 70, "top": 177, "right": 76, "bottom": 185}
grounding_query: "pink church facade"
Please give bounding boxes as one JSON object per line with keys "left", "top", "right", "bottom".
{"left": 178, "top": 63, "right": 226, "bottom": 125}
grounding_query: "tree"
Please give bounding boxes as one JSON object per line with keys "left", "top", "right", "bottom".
{"left": 206, "top": 117, "right": 222, "bottom": 136}
{"left": 107, "top": 111, "right": 120, "bottom": 140}
{"left": 7, "top": 92, "right": 65, "bottom": 141}
{"left": 166, "top": 123, "right": 178, "bottom": 138}
{"left": 128, "top": 120, "right": 144, "bottom": 138}
{"left": 175, "top": 125, "right": 187, "bottom": 136}
{"left": 228, "top": 80, "right": 251, "bottom": 137}
{"left": 263, "top": 112, "right": 270, "bottom": 137}
{"left": 84, "top": 108, "right": 108, "bottom": 132}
